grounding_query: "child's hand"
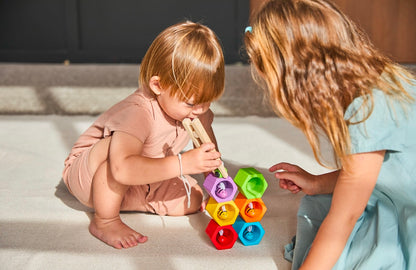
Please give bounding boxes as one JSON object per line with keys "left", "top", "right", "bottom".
{"left": 182, "top": 143, "right": 222, "bottom": 175}
{"left": 269, "top": 162, "right": 317, "bottom": 195}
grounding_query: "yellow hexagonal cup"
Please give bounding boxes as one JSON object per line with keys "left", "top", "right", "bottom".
{"left": 205, "top": 197, "right": 239, "bottom": 226}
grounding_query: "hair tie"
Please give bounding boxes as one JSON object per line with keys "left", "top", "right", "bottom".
{"left": 245, "top": 26, "right": 252, "bottom": 33}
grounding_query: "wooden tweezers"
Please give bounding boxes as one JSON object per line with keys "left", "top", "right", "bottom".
{"left": 182, "top": 118, "right": 228, "bottom": 178}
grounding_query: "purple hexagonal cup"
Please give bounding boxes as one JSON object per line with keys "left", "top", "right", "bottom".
{"left": 203, "top": 173, "right": 237, "bottom": 203}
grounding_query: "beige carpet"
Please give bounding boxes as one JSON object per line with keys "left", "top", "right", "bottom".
{"left": 0, "top": 63, "right": 336, "bottom": 269}
{"left": 0, "top": 114, "right": 332, "bottom": 270}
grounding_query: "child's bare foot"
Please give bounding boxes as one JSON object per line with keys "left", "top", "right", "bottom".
{"left": 89, "top": 214, "right": 148, "bottom": 249}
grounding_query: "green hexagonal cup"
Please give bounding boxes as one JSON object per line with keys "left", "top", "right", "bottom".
{"left": 234, "top": 168, "right": 268, "bottom": 199}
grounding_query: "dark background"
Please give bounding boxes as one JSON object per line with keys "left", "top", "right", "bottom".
{"left": 0, "top": 0, "right": 249, "bottom": 64}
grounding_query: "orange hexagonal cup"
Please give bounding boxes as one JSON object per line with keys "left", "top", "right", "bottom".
{"left": 234, "top": 193, "right": 267, "bottom": 222}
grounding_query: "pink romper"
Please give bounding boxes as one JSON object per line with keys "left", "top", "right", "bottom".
{"left": 62, "top": 87, "right": 213, "bottom": 215}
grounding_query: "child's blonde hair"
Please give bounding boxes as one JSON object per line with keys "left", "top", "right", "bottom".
{"left": 140, "top": 21, "right": 225, "bottom": 104}
{"left": 245, "top": 0, "right": 414, "bottom": 168}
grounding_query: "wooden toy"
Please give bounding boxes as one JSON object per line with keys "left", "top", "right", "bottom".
{"left": 204, "top": 168, "right": 268, "bottom": 249}
{"left": 233, "top": 216, "right": 265, "bottom": 246}
{"left": 182, "top": 118, "right": 228, "bottom": 178}
{"left": 182, "top": 118, "right": 269, "bottom": 249}
{"left": 234, "top": 193, "right": 267, "bottom": 223}
{"left": 203, "top": 172, "right": 237, "bottom": 202}
{"left": 232, "top": 169, "right": 267, "bottom": 245}
{"left": 205, "top": 197, "right": 239, "bottom": 226}
{"left": 233, "top": 167, "right": 268, "bottom": 199}
{"left": 205, "top": 219, "right": 238, "bottom": 250}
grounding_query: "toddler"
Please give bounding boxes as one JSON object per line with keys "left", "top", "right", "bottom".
{"left": 63, "top": 21, "right": 225, "bottom": 249}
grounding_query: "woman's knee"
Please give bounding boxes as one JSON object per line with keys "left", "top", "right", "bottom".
{"left": 297, "top": 194, "right": 332, "bottom": 223}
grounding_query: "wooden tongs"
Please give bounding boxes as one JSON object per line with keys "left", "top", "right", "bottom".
{"left": 182, "top": 118, "right": 228, "bottom": 178}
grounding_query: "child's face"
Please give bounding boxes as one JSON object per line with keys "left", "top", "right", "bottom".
{"left": 157, "top": 88, "right": 211, "bottom": 121}
{"left": 149, "top": 76, "right": 211, "bottom": 121}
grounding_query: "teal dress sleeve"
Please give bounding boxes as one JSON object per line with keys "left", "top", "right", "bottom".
{"left": 345, "top": 89, "right": 408, "bottom": 154}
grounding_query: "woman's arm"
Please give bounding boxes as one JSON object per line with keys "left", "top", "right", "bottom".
{"left": 300, "top": 150, "right": 385, "bottom": 270}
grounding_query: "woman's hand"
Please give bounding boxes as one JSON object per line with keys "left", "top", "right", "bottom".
{"left": 269, "top": 162, "right": 317, "bottom": 195}
{"left": 181, "top": 143, "right": 222, "bottom": 175}
{"left": 270, "top": 162, "right": 340, "bottom": 195}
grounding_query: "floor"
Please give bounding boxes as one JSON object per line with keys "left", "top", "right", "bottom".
{"left": 0, "top": 113, "right": 334, "bottom": 270}
{"left": 4, "top": 62, "right": 411, "bottom": 269}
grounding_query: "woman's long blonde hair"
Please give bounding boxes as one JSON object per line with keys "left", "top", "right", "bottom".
{"left": 245, "top": 0, "right": 414, "bottom": 168}
{"left": 140, "top": 21, "right": 225, "bottom": 104}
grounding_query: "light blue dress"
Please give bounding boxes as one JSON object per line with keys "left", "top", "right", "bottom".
{"left": 285, "top": 78, "right": 416, "bottom": 269}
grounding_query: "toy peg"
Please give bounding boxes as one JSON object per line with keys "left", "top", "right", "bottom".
{"left": 215, "top": 181, "right": 227, "bottom": 198}
{"left": 216, "top": 229, "right": 227, "bottom": 244}
{"left": 245, "top": 202, "right": 256, "bottom": 217}
{"left": 243, "top": 225, "right": 254, "bottom": 240}
{"left": 182, "top": 118, "right": 228, "bottom": 177}
{"left": 217, "top": 205, "right": 228, "bottom": 220}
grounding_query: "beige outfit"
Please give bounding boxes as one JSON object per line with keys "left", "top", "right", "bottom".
{"left": 62, "top": 87, "right": 213, "bottom": 215}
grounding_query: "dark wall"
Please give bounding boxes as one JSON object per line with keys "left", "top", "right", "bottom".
{"left": 0, "top": 0, "right": 249, "bottom": 64}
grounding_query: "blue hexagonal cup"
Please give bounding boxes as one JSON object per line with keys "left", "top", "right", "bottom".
{"left": 233, "top": 216, "right": 265, "bottom": 246}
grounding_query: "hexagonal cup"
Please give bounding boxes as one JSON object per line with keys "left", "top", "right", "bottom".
{"left": 205, "top": 219, "right": 238, "bottom": 250}
{"left": 205, "top": 197, "right": 239, "bottom": 226}
{"left": 203, "top": 173, "right": 237, "bottom": 203}
{"left": 234, "top": 168, "right": 268, "bottom": 199}
{"left": 234, "top": 193, "right": 267, "bottom": 223}
{"left": 233, "top": 216, "right": 265, "bottom": 246}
